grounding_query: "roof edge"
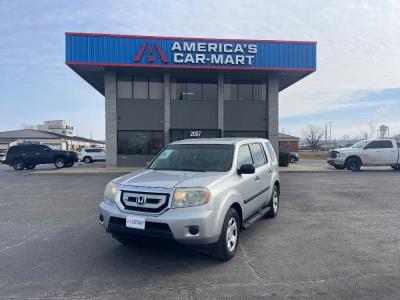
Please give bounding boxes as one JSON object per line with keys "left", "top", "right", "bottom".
{"left": 65, "top": 32, "right": 317, "bottom": 45}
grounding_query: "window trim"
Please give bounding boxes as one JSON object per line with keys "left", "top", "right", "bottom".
{"left": 249, "top": 143, "right": 267, "bottom": 167}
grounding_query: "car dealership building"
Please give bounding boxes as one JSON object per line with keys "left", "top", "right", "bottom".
{"left": 65, "top": 32, "right": 316, "bottom": 167}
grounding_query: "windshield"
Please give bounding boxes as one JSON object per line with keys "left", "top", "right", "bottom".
{"left": 148, "top": 144, "right": 234, "bottom": 172}
{"left": 351, "top": 140, "right": 369, "bottom": 148}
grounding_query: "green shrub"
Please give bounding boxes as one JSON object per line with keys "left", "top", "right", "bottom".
{"left": 279, "top": 152, "right": 290, "bottom": 167}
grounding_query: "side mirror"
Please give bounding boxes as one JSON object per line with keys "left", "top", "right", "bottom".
{"left": 238, "top": 164, "right": 255, "bottom": 175}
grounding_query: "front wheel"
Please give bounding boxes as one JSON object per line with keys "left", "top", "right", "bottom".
{"left": 54, "top": 157, "right": 66, "bottom": 169}
{"left": 265, "top": 185, "right": 279, "bottom": 218}
{"left": 13, "top": 159, "right": 25, "bottom": 171}
{"left": 346, "top": 157, "right": 362, "bottom": 171}
{"left": 212, "top": 208, "right": 240, "bottom": 261}
{"left": 334, "top": 165, "right": 345, "bottom": 170}
{"left": 289, "top": 156, "right": 296, "bottom": 163}
{"left": 391, "top": 164, "right": 400, "bottom": 171}
{"left": 65, "top": 161, "right": 74, "bottom": 168}
{"left": 83, "top": 156, "right": 92, "bottom": 163}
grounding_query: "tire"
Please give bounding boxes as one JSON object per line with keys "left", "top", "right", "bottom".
{"left": 83, "top": 156, "right": 92, "bottom": 163}
{"left": 391, "top": 164, "right": 400, "bottom": 171}
{"left": 265, "top": 185, "right": 279, "bottom": 218}
{"left": 334, "top": 165, "right": 345, "bottom": 170}
{"left": 289, "top": 156, "right": 296, "bottom": 163}
{"left": 12, "top": 159, "right": 25, "bottom": 171}
{"left": 212, "top": 208, "right": 240, "bottom": 261}
{"left": 26, "top": 164, "right": 36, "bottom": 170}
{"left": 54, "top": 157, "right": 66, "bottom": 169}
{"left": 346, "top": 157, "right": 362, "bottom": 171}
{"left": 65, "top": 161, "right": 74, "bottom": 168}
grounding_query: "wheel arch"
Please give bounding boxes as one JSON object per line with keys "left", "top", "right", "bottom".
{"left": 345, "top": 155, "right": 363, "bottom": 166}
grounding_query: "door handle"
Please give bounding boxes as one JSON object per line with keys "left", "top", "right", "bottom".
{"left": 255, "top": 176, "right": 260, "bottom": 182}
{"left": 268, "top": 169, "right": 272, "bottom": 174}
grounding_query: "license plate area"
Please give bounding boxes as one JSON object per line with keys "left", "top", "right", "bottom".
{"left": 126, "top": 215, "right": 145, "bottom": 230}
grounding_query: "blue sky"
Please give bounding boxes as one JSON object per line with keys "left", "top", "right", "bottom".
{"left": 1, "top": 0, "right": 399, "bottom": 140}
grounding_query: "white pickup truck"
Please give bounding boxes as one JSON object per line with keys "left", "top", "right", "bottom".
{"left": 327, "top": 139, "right": 400, "bottom": 171}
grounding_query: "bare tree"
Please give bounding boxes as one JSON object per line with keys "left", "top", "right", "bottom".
{"left": 358, "top": 127, "right": 369, "bottom": 140}
{"left": 303, "top": 125, "right": 324, "bottom": 150}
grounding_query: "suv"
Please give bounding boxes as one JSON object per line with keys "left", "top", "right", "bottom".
{"left": 99, "top": 138, "right": 280, "bottom": 261}
{"left": 78, "top": 148, "right": 106, "bottom": 163}
{"left": 2, "top": 144, "right": 78, "bottom": 170}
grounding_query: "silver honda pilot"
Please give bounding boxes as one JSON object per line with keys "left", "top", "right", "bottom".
{"left": 99, "top": 138, "right": 280, "bottom": 261}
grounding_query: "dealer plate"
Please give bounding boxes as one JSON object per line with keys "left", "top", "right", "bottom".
{"left": 126, "top": 215, "right": 145, "bottom": 230}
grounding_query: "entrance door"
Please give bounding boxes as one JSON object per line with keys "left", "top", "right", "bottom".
{"left": 169, "top": 129, "right": 221, "bottom": 142}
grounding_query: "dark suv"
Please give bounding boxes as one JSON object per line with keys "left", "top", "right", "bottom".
{"left": 2, "top": 144, "right": 78, "bottom": 170}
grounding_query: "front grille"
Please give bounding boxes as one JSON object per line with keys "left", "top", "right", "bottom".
{"left": 120, "top": 191, "right": 169, "bottom": 213}
{"left": 108, "top": 217, "right": 173, "bottom": 239}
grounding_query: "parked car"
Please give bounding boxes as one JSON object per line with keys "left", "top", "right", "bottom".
{"left": 2, "top": 144, "right": 78, "bottom": 170}
{"left": 289, "top": 152, "right": 299, "bottom": 163}
{"left": 78, "top": 148, "right": 106, "bottom": 163}
{"left": 327, "top": 139, "right": 400, "bottom": 171}
{"left": 99, "top": 138, "right": 280, "bottom": 261}
{"left": 0, "top": 149, "right": 6, "bottom": 162}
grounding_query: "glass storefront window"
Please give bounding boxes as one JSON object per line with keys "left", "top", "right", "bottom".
{"left": 170, "top": 79, "right": 217, "bottom": 101}
{"left": 224, "top": 80, "right": 267, "bottom": 101}
{"left": 133, "top": 77, "right": 149, "bottom": 99}
{"left": 117, "top": 77, "right": 163, "bottom": 100}
{"left": 117, "top": 78, "right": 132, "bottom": 99}
{"left": 149, "top": 77, "right": 163, "bottom": 100}
{"left": 224, "top": 131, "right": 267, "bottom": 138}
{"left": 117, "top": 131, "right": 164, "bottom": 155}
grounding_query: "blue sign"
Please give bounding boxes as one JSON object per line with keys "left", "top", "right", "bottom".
{"left": 66, "top": 33, "right": 316, "bottom": 71}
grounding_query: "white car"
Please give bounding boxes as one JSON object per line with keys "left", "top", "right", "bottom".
{"left": 327, "top": 139, "right": 400, "bottom": 171}
{"left": 78, "top": 148, "right": 106, "bottom": 163}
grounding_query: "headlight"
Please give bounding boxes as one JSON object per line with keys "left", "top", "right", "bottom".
{"left": 104, "top": 181, "right": 118, "bottom": 205}
{"left": 172, "top": 188, "right": 210, "bottom": 208}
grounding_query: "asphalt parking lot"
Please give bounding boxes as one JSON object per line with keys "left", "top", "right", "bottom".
{"left": 0, "top": 169, "right": 399, "bottom": 299}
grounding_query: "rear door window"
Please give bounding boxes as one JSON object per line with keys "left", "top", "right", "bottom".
{"left": 249, "top": 143, "right": 266, "bottom": 167}
{"left": 365, "top": 140, "right": 393, "bottom": 149}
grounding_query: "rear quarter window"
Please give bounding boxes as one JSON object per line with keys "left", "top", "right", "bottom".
{"left": 264, "top": 142, "right": 277, "bottom": 163}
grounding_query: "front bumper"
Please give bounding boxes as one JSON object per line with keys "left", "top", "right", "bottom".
{"left": 327, "top": 157, "right": 345, "bottom": 166}
{"left": 99, "top": 201, "right": 221, "bottom": 245}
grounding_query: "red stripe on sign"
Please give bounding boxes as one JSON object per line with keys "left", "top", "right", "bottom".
{"left": 154, "top": 42, "right": 168, "bottom": 63}
{"left": 134, "top": 41, "right": 148, "bottom": 62}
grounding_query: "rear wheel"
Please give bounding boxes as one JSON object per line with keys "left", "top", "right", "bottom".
{"left": 54, "top": 157, "right": 66, "bottom": 169}
{"left": 212, "top": 208, "right": 240, "bottom": 261}
{"left": 265, "top": 185, "right": 279, "bottom": 218}
{"left": 83, "top": 156, "right": 92, "bottom": 163}
{"left": 13, "top": 159, "right": 25, "bottom": 171}
{"left": 346, "top": 157, "right": 362, "bottom": 171}
{"left": 26, "top": 164, "right": 36, "bottom": 170}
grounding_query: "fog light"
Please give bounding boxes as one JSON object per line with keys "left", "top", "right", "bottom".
{"left": 188, "top": 226, "right": 199, "bottom": 236}
{"left": 99, "top": 214, "right": 104, "bottom": 223}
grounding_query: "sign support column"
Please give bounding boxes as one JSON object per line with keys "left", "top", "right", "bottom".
{"left": 105, "top": 71, "right": 118, "bottom": 167}
{"left": 218, "top": 73, "right": 224, "bottom": 137}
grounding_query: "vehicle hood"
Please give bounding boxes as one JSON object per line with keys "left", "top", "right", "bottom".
{"left": 332, "top": 147, "right": 354, "bottom": 153}
{"left": 114, "top": 169, "right": 228, "bottom": 189}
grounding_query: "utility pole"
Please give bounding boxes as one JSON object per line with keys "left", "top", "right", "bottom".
{"left": 325, "top": 123, "right": 328, "bottom": 151}
{"left": 328, "top": 122, "right": 334, "bottom": 150}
